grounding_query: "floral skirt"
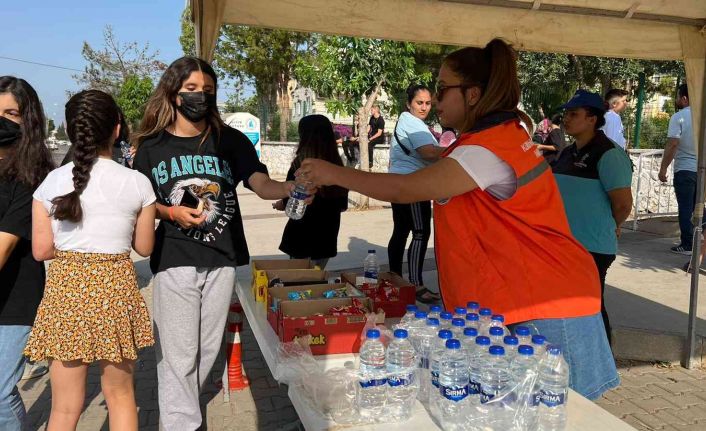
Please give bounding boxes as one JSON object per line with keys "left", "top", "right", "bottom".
{"left": 24, "top": 251, "right": 154, "bottom": 363}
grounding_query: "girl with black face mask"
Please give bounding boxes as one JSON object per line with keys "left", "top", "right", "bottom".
{"left": 0, "top": 76, "right": 53, "bottom": 431}
{"left": 132, "top": 57, "right": 302, "bottom": 430}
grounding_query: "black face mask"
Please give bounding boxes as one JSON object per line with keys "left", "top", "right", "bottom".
{"left": 0, "top": 116, "right": 21, "bottom": 147}
{"left": 176, "top": 91, "right": 217, "bottom": 123}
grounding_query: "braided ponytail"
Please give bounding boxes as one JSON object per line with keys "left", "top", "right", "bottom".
{"left": 51, "top": 90, "right": 119, "bottom": 222}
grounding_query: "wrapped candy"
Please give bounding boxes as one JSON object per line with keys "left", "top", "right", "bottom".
{"left": 287, "top": 290, "right": 313, "bottom": 301}
{"left": 328, "top": 298, "right": 368, "bottom": 316}
{"left": 323, "top": 287, "right": 349, "bottom": 299}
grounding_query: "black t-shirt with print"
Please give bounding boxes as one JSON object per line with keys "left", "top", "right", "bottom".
{"left": 133, "top": 126, "right": 268, "bottom": 273}
{"left": 0, "top": 174, "right": 45, "bottom": 326}
{"left": 368, "top": 116, "right": 385, "bottom": 145}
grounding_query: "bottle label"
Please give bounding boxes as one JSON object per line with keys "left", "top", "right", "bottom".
{"left": 468, "top": 380, "right": 481, "bottom": 395}
{"left": 359, "top": 377, "right": 387, "bottom": 388}
{"left": 419, "top": 357, "right": 429, "bottom": 369}
{"left": 539, "top": 389, "right": 567, "bottom": 407}
{"left": 480, "top": 388, "right": 497, "bottom": 404}
{"left": 364, "top": 270, "right": 378, "bottom": 280}
{"left": 430, "top": 370, "right": 439, "bottom": 387}
{"left": 291, "top": 190, "right": 309, "bottom": 200}
{"left": 440, "top": 384, "right": 469, "bottom": 402}
{"left": 388, "top": 372, "right": 414, "bottom": 387}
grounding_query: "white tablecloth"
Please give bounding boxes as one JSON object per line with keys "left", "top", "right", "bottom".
{"left": 235, "top": 281, "right": 634, "bottom": 431}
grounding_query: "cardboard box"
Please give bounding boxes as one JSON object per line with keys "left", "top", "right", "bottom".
{"left": 341, "top": 272, "right": 416, "bottom": 318}
{"left": 266, "top": 283, "right": 365, "bottom": 331}
{"left": 253, "top": 266, "right": 327, "bottom": 304}
{"left": 277, "top": 297, "right": 373, "bottom": 355}
{"left": 250, "top": 258, "right": 317, "bottom": 301}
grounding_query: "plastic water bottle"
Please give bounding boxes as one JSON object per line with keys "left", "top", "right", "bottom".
{"left": 461, "top": 327, "right": 478, "bottom": 359}
{"left": 438, "top": 339, "right": 470, "bottom": 431}
{"left": 465, "top": 313, "right": 480, "bottom": 331}
{"left": 408, "top": 311, "right": 429, "bottom": 350}
{"left": 357, "top": 329, "right": 387, "bottom": 419}
{"left": 439, "top": 311, "right": 453, "bottom": 330}
{"left": 479, "top": 346, "right": 513, "bottom": 429}
{"left": 399, "top": 304, "right": 419, "bottom": 328}
{"left": 428, "top": 329, "right": 453, "bottom": 418}
{"left": 285, "top": 183, "right": 310, "bottom": 220}
{"left": 453, "top": 306, "right": 467, "bottom": 320}
{"left": 417, "top": 318, "right": 440, "bottom": 401}
{"left": 466, "top": 301, "right": 480, "bottom": 314}
{"left": 363, "top": 250, "right": 379, "bottom": 284}
{"left": 515, "top": 325, "right": 532, "bottom": 346}
{"left": 489, "top": 326, "right": 505, "bottom": 346}
{"left": 386, "top": 329, "right": 417, "bottom": 421}
{"left": 511, "top": 345, "right": 539, "bottom": 431}
{"left": 532, "top": 334, "right": 547, "bottom": 354}
{"left": 428, "top": 305, "right": 442, "bottom": 321}
{"left": 537, "top": 345, "right": 569, "bottom": 431}
{"left": 479, "top": 308, "right": 492, "bottom": 334}
{"left": 468, "top": 336, "right": 491, "bottom": 407}
{"left": 451, "top": 318, "right": 466, "bottom": 339}
{"left": 503, "top": 335, "right": 519, "bottom": 360}
{"left": 490, "top": 314, "right": 508, "bottom": 335}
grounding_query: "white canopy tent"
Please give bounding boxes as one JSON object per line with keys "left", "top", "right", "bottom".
{"left": 189, "top": 0, "right": 706, "bottom": 367}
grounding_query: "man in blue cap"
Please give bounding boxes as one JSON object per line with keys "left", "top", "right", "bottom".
{"left": 552, "top": 89, "right": 634, "bottom": 347}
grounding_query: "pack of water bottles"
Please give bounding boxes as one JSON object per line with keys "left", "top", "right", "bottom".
{"left": 386, "top": 302, "right": 571, "bottom": 430}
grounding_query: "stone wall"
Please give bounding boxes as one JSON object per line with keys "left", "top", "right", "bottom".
{"left": 259, "top": 141, "right": 391, "bottom": 176}
{"left": 628, "top": 150, "right": 678, "bottom": 217}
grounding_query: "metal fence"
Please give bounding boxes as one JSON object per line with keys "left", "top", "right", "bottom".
{"left": 628, "top": 149, "right": 677, "bottom": 230}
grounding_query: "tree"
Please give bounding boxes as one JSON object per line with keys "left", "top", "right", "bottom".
{"left": 116, "top": 75, "right": 154, "bottom": 128}
{"left": 224, "top": 91, "right": 259, "bottom": 116}
{"left": 55, "top": 123, "right": 68, "bottom": 141}
{"left": 296, "top": 36, "right": 421, "bottom": 208}
{"left": 47, "top": 119, "right": 55, "bottom": 134}
{"left": 73, "top": 25, "right": 166, "bottom": 96}
{"left": 179, "top": 10, "right": 313, "bottom": 141}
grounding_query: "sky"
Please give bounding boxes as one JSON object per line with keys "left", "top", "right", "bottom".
{"left": 0, "top": 0, "right": 231, "bottom": 124}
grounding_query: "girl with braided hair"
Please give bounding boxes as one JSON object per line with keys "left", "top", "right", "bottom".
{"left": 24, "top": 89, "right": 157, "bottom": 430}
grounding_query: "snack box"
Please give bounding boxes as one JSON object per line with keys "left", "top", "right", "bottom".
{"left": 341, "top": 272, "right": 416, "bottom": 318}
{"left": 250, "top": 258, "right": 317, "bottom": 301}
{"left": 254, "top": 268, "right": 328, "bottom": 306}
{"left": 276, "top": 297, "right": 374, "bottom": 355}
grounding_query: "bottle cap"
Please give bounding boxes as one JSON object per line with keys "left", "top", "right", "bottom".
{"left": 514, "top": 326, "right": 531, "bottom": 336}
{"left": 446, "top": 339, "right": 461, "bottom": 349}
{"left": 547, "top": 344, "right": 562, "bottom": 355}
{"left": 452, "top": 318, "right": 465, "bottom": 327}
{"left": 394, "top": 329, "right": 408, "bottom": 339}
{"left": 467, "top": 301, "right": 479, "bottom": 309}
{"left": 518, "top": 345, "right": 534, "bottom": 355}
{"left": 504, "top": 335, "right": 519, "bottom": 345}
{"left": 475, "top": 335, "right": 491, "bottom": 346}
{"left": 430, "top": 305, "right": 442, "bottom": 312}
{"left": 489, "top": 326, "right": 504, "bottom": 336}
{"left": 440, "top": 311, "right": 453, "bottom": 320}
{"left": 489, "top": 345, "right": 505, "bottom": 356}
{"left": 366, "top": 329, "right": 380, "bottom": 339}
{"left": 454, "top": 306, "right": 466, "bottom": 315}
{"left": 464, "top": 327, "right": 478, "bottom": 337}
{"left": 465, "top": 313, "right": 479, "bottom": 321}
{"left": 367, "top": 249, "right": 376, "bottom": 253}
{"left": 439, "top": 329, "right": 453, "bottom": 339}
{"left": 532, "top": 335, "right": 547, "bottom": 345}
{"left": 414, "top": 311, "right": 428, "bottom": 319}
{"left": 491, "top": 314, "right": 505, "bottom": 322}
{"left": 406, "top": 304, "right": 419, "bottom": 312}
{"left": 479, "top": 308, "right": 492, "bottom": 316}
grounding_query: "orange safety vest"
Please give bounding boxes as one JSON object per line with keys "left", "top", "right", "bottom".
{"left": 434, "top": 112, "right": 600, "bottom": 324}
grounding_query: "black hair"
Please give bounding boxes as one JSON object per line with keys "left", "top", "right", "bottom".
{"left": 678, "top": 84, "right": 688, "bottom": 99}
{"left": 296, "top": 115, "right": 345, "bottom": 198}
{"left": 0, "top": 76, "right": 54, "bottom": 188}
{"left": 51, "top": 90, "right": 120, "bottom": 222}
{"left": 405, "top": 84, "right": 432, "bottom": 106}
{"left": 550, "top": 113, "right": 563, "bottom": 125}
{"left": 586, "top": 107, "right": 607, "bottom": 130}
{"left": 604, "top": 88, "right": 628, "bottom": 103}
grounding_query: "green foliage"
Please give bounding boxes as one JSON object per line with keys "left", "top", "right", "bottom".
{"left": 179, "top": 8, "right": 196, "bottom": 57}
{"left": 295, "top": 36, "right": 421, "bottom": 117}
{"left": 73, "top": 25, "right": 166, "bottom": 96}
{"left": 47, "top": 119, "right": 55, "bottom": 133}
{"left": 55, "top": 123, "right": 68, "bottom": 140}
{"left": 224, "top": 92, "right": 259, "bottom": 116}
{"left": 270, "top": 115, "right": 299, "bottom": 141}
{"left": 638, "top": 113, "right": 671, "bottom": 149}
{"left": 116, "top": 75, "right": 154, "bottom": 128}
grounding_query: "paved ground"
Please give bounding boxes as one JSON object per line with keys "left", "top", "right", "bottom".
{"left": 18, "top": 157, "right": 706, "bottom": 429}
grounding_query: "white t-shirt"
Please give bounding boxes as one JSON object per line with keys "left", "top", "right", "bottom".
{"left": 34, "top": 158, "right": 156, "bottom": 254}
{"left": 601, "top": 111, "right": 626, "bottom": 149}
{"left": 447, "top": 146, "right": 517, "bottom": 200}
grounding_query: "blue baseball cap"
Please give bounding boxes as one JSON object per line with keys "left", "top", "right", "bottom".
{"left": 559, "top": 89, "right": 606, "bottom": 111}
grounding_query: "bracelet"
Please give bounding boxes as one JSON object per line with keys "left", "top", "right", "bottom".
{"left": 168, "top": 206, "right": 175, "bottom": 221}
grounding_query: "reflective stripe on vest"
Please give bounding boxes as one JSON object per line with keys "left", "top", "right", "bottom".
{"left": 517, "top": 160, "right": 550, "bottom": 188}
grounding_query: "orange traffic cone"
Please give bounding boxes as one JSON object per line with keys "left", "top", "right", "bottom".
{"left": 226, "top": 304, "right": 249, "bottom": 391}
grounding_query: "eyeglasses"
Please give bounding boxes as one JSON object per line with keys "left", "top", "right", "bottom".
{"left": 434, "top": 84, "right": 466, "bottom": 102}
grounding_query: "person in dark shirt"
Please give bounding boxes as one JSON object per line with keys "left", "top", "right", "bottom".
{"left": 0, "top": 76, "right": 54, "bottom": 431}
{"left": 132, "top": 57, "right": 304, "bottom": 430}
{"left": 342, "top": 114, "right": 360, "bottom": 166}
{"left": 367, "top": 105, "right": 385, "bottom": 168}
{"left": 274, "top": 115, "right": 348, "bottom": 268}
{"left": 536, "top": 113, "right": 567, "bottom": 164}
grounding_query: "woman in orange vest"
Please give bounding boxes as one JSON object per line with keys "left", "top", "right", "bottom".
{"left": 298, "top": 39, "right": 618, "bottom": 400}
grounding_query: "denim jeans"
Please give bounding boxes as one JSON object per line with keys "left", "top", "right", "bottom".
{"left": 509, "top": 313, "right": 619, "bottom": 400}
{"left": 0, "top": 325, "right": 31, "bottom": 431}
{"left": 674, "top": 170, "right": 698, "bottom": 249}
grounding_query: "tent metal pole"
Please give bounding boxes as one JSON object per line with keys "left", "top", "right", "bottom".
{"left": 684, "top": 59, "right": 706, "bottom": 369}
